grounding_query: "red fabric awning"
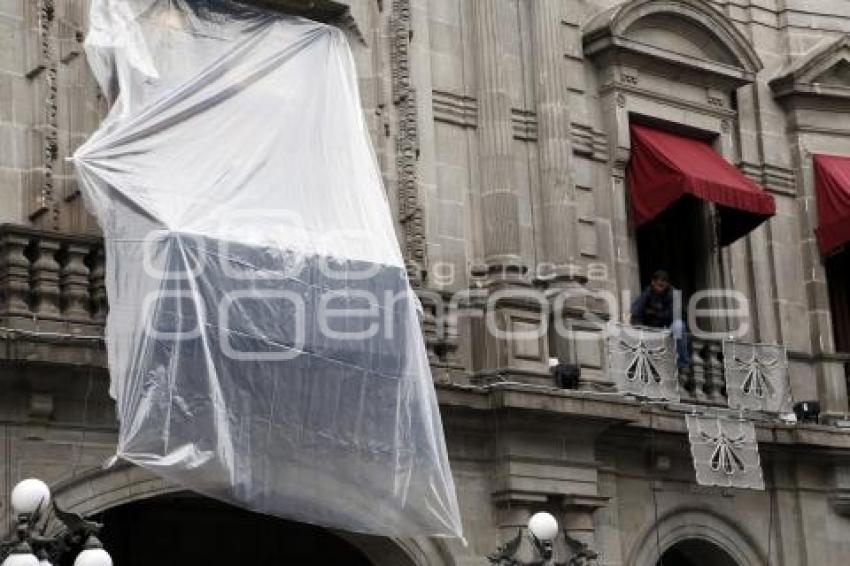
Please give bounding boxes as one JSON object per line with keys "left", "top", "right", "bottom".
{"left": 814, "top": 154, "right": 850, "bottom": 256}
{"left": 627, "top": 124, "right": 776, "bottom": 245}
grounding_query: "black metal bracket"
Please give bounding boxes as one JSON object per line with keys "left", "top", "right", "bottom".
{"left": 0, "top": 500, "right": 103, "bottom": 564}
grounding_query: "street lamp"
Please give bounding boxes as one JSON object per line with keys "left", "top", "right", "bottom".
{"left": 1, "top": 479, "right": 112, "bottom": 566}
{"left": 488, "top": 511, "right": 598, "bottom": 566}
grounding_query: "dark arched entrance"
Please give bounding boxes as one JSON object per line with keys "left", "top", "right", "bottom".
{"left": 657, "top": 538, "right": 739, "bottom": 566}
{"left": 79, "top": 494, "right": 374, "bottom": 566}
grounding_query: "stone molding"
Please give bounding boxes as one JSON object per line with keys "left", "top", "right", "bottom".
{"left": 626, "top": 507, "right": 767, "bottom": 566}
{"left": 598, "top": 81, "right": 739, "bottom": 119}
{"left": 511, "top": 108, "right": 537, "bottom": 142}
{"left": 738, "top": 161, "right": 797, "bottom": 197}
{"left": 431, "top": 90, "right": 478, "bottom": 128}
{"left": 25, "top": 0, "right": 60, "bottom": 227}
{"left": 390, "top": 0, "right": 427, "bottom": 277}
{"left": 431, "top": 90, "right": 608, "bottom": 160}
{"left": 771, "top": 34, "right": 850, "bottom": 101}
{"left": 583, "top": 0, "right": 763, "bottom": 89}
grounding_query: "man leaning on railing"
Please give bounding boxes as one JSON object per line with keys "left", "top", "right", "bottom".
{"left": 629, "top": 270, "right": 689, "bottom": 370}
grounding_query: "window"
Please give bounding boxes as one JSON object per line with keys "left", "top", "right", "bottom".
{"left": 827, "top": 248, "right": 850, "bottom": 353}
{"left": 636, "top": 195, "right": 715, "bottom": 306}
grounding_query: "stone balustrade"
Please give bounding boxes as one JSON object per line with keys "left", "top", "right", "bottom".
{"left": 0, "top": 224, "right": 466, "bottom": 375}
{"left": 4, "top": 224, "right": 839, "bottom": 409}
{"left": 679, "top": 337, "right": 727, "bottom": 405}
{"left": 0, "top": 224, "right": 105, "bottom": 334}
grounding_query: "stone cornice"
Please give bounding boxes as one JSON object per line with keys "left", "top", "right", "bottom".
{"left": 771, "top": 34, "right": 850, "bottom": 101}
{"left": 583, "top": 0, "right": 762, "bottom": 89}
{"left": 599, "top": 82, "right": 738, "bottom": 119}
{"left": 436, "top": 382, "right": 850, "bottom": 451}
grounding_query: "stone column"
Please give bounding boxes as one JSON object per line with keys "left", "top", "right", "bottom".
{"left": 0, "top": 233, "right": 32, "bottom": 316}
{"left": 473, "top": 0, "right": 526, "bottom": 283}
{"left": 32, "top": 238, "right": 61, "bottom": 317}
{"left": 530, "top": 0, "right": 579, "bottom": 283}
{"left": 60, "top": 243, "right": 91, "bottom": 321}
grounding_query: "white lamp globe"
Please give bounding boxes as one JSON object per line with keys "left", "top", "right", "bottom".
{"left": 10, "top": 479, "right": 51, "bottom": 516}
{"left": 73, "top": 549, "right": 112, "bottom": 566}
{"left": 1, "top": 554, "right": 39, "bottom": 566}
{"left": 528, "top": 511, "right": 559, "bottom": 542}
{"left": 73, "top": 537, "right": 112, "bottom": 566}
{"left": 1, "top": 544, "right": 38, "bottom": 566}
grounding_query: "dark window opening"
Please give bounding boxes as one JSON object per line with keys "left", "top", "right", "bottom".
{"left": 243, "top": 0, "right": 349, "bottom": 21}
{"left": 826, "top": 247, "right": 850, "bottom": 353}
{"left": 636, "top": 195, "right": 714, "bottom": 307}
{"left": 826, "top": 247, "right": 850, "bottom": 399}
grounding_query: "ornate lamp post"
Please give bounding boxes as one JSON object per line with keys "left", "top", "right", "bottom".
{"left": 1, "top": 479, "right": 112, "bottom": 566}
{"left": 488, "top": 511, "right": 598, "bottom": 566}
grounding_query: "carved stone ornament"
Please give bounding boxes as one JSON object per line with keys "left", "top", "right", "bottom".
{"left": 391, "top": 0, "right": 427, "bottom": 278}
{"left": 616, "top": 92, "right": 626, "bottom": 108}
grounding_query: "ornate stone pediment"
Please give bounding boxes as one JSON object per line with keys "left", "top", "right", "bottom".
{"left": 771, "top": 35, "right": 850, "bottom": 100}
{"left": 583, "top": 0, "right": 762, "bottom": 89}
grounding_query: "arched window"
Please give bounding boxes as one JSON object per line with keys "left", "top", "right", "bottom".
{"left": 657, "top": 538, "right": 740, "bottom": 566}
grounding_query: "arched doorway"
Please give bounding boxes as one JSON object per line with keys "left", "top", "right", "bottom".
{"left": 48, "top": 464, "right": 451, "bottom": 566}
{"left": 656, "top": 538, "right": 739, "bottom": 566}
{"left": 627, "top": 509, "right": 766, "bottom": 566}
{"left": 74, "top": 493, "right": 374, "bottom": 566}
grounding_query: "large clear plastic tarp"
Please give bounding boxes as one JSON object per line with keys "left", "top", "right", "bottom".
{"left": 73, "top": 0, "right": 462, "bottom": 537}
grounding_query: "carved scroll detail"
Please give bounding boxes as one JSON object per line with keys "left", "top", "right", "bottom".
{"left": 390, "top": 0, "right": 426, "bottom": 278}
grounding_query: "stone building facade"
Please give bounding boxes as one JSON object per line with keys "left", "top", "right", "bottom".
{"left": 2, "top": 0, "right": 850, "bottom": 564}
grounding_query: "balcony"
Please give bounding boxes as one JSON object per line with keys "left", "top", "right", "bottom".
{"left": 0, "top": 224, "right": 106, "bottom": 367}
{"left": 1, "top": 223, "right": 846, "bottom": 416}
{"left": 0, "top": 224, "right": 463, "bottom": 373}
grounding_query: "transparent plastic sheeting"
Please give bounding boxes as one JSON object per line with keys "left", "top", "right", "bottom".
{"left": 607, "top": 324, "right": 679, "bottom": 402}
{"left": 73, "top": 0, "right": 462, "bottom": 537}
{"left": 722, "top": 341, "right": 792, "bottom": 413}
{"left": 686, "top": 415, "right": 764, "bottom": 490}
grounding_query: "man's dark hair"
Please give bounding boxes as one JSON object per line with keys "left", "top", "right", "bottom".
{"left": 651, "top": 270, "right": 669, "bottom": 283}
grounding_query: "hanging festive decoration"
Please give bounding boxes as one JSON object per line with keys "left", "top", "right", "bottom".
{"left": 607, "top": 324, "right": 679, "bottom": 402}
{"left": 723, "top": 341, "right": 791, "bottom": 413}
{"left": 686, "top": 415, "right": 764, "bottom": 490}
